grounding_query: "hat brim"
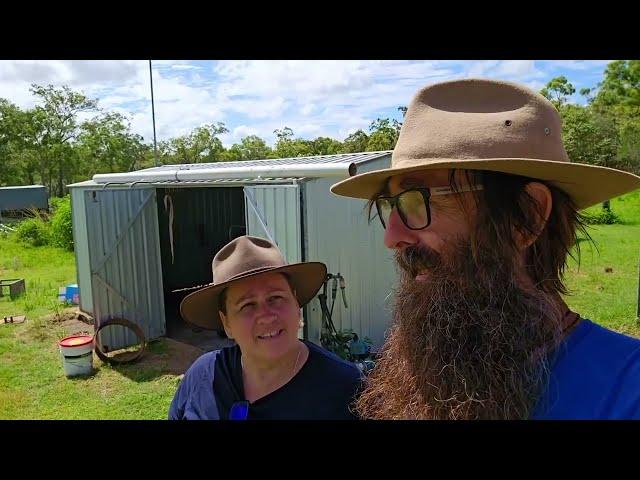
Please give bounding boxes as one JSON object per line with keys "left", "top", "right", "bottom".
{"left": 330, "top": 157, "right": 640, "bottom": 210}
{"left": 179, "top": 262, "right": 327, "bottom": 331}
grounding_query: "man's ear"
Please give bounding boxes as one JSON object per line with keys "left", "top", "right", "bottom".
{"left": 516, "top": 182, "right": 553, "bottom": 249}
{"left": 219, "top": 311, "right": 233, "bottom": 340}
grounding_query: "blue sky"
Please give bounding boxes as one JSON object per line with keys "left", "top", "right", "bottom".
{"left": 0, "top": 60, "right": 611, "bottom": 148}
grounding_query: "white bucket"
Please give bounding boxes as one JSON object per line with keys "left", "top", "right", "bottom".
{"left": 59, "top": 335, "right": 94, "bottom": 377}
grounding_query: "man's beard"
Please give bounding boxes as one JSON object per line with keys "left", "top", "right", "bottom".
{"left": 355, "top": 240, "right": 564, "bottom": 420}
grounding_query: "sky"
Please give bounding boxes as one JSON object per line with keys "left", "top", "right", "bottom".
{"left": 0, "top": 60, "right": 611, "bottom": 148}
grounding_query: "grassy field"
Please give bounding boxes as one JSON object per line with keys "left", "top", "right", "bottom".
{"left": 0, "top": 236, "right": 181, "bottom": 419}
{"left": 0, "top": 190, "right": 639, "bottom": 419}
{"left": 0, "top": 240, "right": 76, "bottom": 321}
{"left": 564, "top": 189, "right": 640, "bottom": 336}
{"left": 0, "top": 327, "right": 179, "bottom": 419}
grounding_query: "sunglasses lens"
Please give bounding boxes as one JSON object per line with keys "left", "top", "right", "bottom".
{"left": 397, "top": 190, "right": 429, "bottom": 229}
{"left": 375, "top": 198, "right": 393, "bottom": 228}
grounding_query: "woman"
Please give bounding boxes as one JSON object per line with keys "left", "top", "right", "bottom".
{"left": 169, "top": 235, "right": 362, "bottom": 420}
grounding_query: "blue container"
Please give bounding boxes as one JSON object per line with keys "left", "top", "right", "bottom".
{"left": 65, "top": 284, "right": 80, "bottom": 304}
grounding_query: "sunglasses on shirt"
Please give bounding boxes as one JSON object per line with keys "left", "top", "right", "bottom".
{"left": 229, "top": 400, "right": 249, "bottom": 420}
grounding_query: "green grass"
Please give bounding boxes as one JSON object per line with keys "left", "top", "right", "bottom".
{"left": 0, "top": 326, "right": 180, "bottom": 419}
{"left": 0, "top": 237, "right": 76, "bottom": 321}
{"left": 563, "top": 190, "right": 640, "bottom": 337}
{"left": 0, "top": 232, "right": 181, "bottom": 420}
{"left": 1, "top": 191, "right": 639, "bottom": 419}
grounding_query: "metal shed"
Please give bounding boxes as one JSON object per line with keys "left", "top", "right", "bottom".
{"left": 68, "top": 152, "right": 396, "bottom": 352}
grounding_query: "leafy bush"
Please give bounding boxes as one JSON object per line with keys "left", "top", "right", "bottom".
{"left": 584, "top": 208, "right": 621, "bottom": 225}
{"left": 12, "top": 197, "right": 74, "bottom": 250}
{"left": 321, "top": 328, "right": 373, "bottom": 361}
{"left": 15, "top": 215, "right": 51, "bottom": 247}
{"left": 50, "top": 196, "right": 74, "bottom": 250}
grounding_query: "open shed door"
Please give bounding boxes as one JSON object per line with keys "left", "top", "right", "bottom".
{"left": 85, "top": 188, "right": 165, "bottom": 351}
{"left": 244, "top": 184, "right": 301, "bottom": 264}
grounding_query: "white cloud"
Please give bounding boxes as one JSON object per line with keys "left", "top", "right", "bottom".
{"left": 522, "top": 80, "right": 546, "bottom": 93}
{"left": 0, "top": 60, "right": 140, "bottom": 87}
{"left": 295, "top": 123, "right": 325, "bottom": 136}
{"left": 463, "top": 60, "right": 545, "bottom": 81}
{"left": 465, "top": 60, "right": 500, "bottom": 78}
{"left": 232, "top": 125, "right": 258, "bottom": 140}
{"left": 300, "top": 103, "right": 316, "bottom": 116}
{"left": 0, "top": 60, "right": 146, "bottom": 111}
{"left": 495, "top": 60, "right": 537, "bottom": 77}
{"left": 213, "top": 60, "right": 452, "bottom": 107}
{"left": 551, "top": 60, "right": 610, "bottom": 71}
{"left": 119, "top": 67, "right": 225, "bottom": 141}
{"left": 222, "top": 95, "right": 290, "bottom": 120}
{"left": 169, "top": 64, "right": 202, "bottom": 71}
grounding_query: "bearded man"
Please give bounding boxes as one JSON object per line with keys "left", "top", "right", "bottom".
{"left": 330, "top": 78, "right": 640, "bottom": 419}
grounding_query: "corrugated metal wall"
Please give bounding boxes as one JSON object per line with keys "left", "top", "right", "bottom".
{"left": 85, "top": 188, "right": 165, "bottom": 351}
{"left": 244, "top": 184, "right": 301, "bottom": 264}
{"left": 244, "top": 183, "right": 303, "bottom": 339}
{"left": 303, "top": 156, "right": 395, "bottom": 350}
{"left": 70, "top": 187, "right": 93, "bottom": 313}
{"left": 0, "top": 185, "right": 48, "bottom": 211}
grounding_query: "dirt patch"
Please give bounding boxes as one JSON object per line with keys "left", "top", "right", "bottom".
{"left": 42, "top": 307, "right": 93, "bottom": 332}
{"left": 61, "top": 319, "right": 93, "bottom": 336}
{"left": 97, "top": 337, "right": 204, "bottom": 377}
{"left": 46, "top": 308, "right": 94, "bottom": 337}
{"left": 140, "top": 338, "right": 204, "bottom": 376}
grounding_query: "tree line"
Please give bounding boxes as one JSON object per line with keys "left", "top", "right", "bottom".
{"left": 1, "top": 61, "right": 638, "bottom": 197}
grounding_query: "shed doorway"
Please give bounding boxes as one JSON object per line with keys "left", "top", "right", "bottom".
{"left": 157, "top": 186, "right": 245, "bottom": 351}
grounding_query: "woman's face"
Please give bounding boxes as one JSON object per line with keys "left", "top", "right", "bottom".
{"left": 219, "top": 272, "right": 302, "bottom": 363}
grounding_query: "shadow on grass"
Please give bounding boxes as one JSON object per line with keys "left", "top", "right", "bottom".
{"left": 95, "top": 338, "right": 204, "bottom": 383}
{"left": 65, "top": 367, "right": 100, "bottom": 380}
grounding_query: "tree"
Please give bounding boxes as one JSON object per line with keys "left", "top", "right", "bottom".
{"left": 340, "top": 129, "right": 369, "bottom": 153}
{"left": 616, "top": 116, "right": 640, "bottom": 174}
{"left": 29, "top": 84, "right": 99, "bottom": 196}
{"left": 579, "top": 87, "right": 595, "bottom": 104}
{"left": 540, "top": 76, "right": 576, "bottom": 110}
{"left": 190, "top": 123, "right": 228, "bottom": 162}
{"left": 366, "top": 118, "right": 401, "bottom": 151}
{"left": 561, "top": 104, "right": 618, "bottom": 168}
{"left": 222, "top": 135, "right": 274, "bottom": 161}
{"left": 162, "top": 122, "right": 229, "bottom": 164}
{"left": 588, "top": 61, "right": 640, "bottom": 174}
{"left": 78, "top": 112, "right": 149, "bottom": 175}
{"left": 594, "top": 60, "right": 640, "bottom": 112}
{"left": 273, "top": 127, "right": 313, "bottom": 158}
{"left": 0, "top": 99, "right": 25, "bottom": 184}
{"left": 308, "top": 136, "right": 342, "bottom": 156}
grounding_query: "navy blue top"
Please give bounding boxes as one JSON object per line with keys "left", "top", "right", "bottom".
{"left": 169, "top": 340, "right": 362, "bottom": 420}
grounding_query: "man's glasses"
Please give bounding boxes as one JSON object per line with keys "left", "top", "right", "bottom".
{"left": 374, "top": 184, "right": 483, "bottom": 231}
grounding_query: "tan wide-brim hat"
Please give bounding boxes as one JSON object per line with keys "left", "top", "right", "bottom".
{"left": 331, "top": 78, "right": 640, "bottom": 209}
{"left": 180, "top": 236, "right": 327, "bottom": 331}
